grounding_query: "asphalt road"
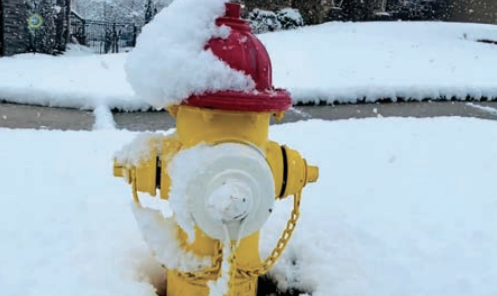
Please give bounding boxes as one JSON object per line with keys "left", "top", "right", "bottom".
{"left": 1, "top": 101, "right": 497, "bottom": 131}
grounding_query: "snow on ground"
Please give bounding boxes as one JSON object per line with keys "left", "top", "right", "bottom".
{"left": 92, "top": 105, "right": 117, "bottom": 130}
{"left": 1, "top": 22, "right": 497, "bottom": 111}
{"left": 1, "top": 117, "right": 496, "bottom": 296}
{"left": 467, "top": 102, "right": 497, "bottom": 116}
{"left": 0, "top": 50, "right": 144, "bottom": 110}
{"left": 261, "top": 22, "right": 497, "bottom": 104}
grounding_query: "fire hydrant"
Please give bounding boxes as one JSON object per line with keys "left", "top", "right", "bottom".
{"left": 113, "top": 3, "right": 318, "bottom": 296}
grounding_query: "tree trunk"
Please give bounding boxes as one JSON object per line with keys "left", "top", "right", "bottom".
{"left": 53, "top": 0, "right": 69, "bottom": 53}
{"left": 0, "top": 0, "right": 4, "bottom": 56}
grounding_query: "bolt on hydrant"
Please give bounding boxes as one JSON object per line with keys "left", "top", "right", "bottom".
{"left": 113, "top": 2, "right": 318, "bottom": 296}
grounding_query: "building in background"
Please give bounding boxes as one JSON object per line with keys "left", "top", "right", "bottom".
{"left": 0, "top": 0, "right": 71, "bottom": 57}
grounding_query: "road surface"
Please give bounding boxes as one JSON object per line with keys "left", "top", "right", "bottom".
{"left": 1, "top": 101, "right": 497, "bottom": 131}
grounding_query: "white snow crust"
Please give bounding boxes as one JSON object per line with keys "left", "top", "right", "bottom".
{"left": 114, "top": 133, "right": 165, "bottom": 166}
{"left": 132, "top": 203, "right": 212, "bottom": 271}
{"left": 0, "top": 52, "right": 143, "bottom": 110}
{"left": 125, "top": 0, "right": 255, "bottom": 108}
{"left": 93, "top": 105, "right": 116, "bottom": 130}
{"left": 166, "top": 144, "right": 210, "bottom": 242}
{"left": 259, "top": 21, "right": 497, "bottom": 104}
{"left": 466, "top": 102, "right": 497, "bottom": 116}
{"left": 1, "top": 117, "right": 497, "bottom": 296}
{"left": 1, "top": 22, "right": 497, "bottom": 110}
{"left": 207, "top": 241, "right": 232, "bottom": 296}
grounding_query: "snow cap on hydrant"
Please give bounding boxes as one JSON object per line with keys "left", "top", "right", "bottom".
{"left": 125, "top": 0, "right": 292, "bottom": 111}
{"left": 184, "top": 2, "right": 292, "bottom": 112}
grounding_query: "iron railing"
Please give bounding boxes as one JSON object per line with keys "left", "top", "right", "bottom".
{"left": 70, "top": 11, "right": 138, "bottom": 54}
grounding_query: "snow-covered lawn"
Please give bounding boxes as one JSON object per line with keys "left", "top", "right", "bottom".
{"left": 2, "top": 117, "right": 496, "bottom": 296}
{"left": 1, "top": 21, "right": 497, "bottom": 111}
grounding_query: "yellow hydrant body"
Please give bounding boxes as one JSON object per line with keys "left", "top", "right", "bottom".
{"left": 168, "top": 105, "right": 274, "bottom": 296}
{"left": 113, "top": 3, "right": 318, "bottom": 295}
{"left": 114, "top": 105, "right": 318, "bottom": 295}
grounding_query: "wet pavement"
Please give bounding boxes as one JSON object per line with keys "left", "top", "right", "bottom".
{"left": 1, "top": 101, "right": 497, "bottom": 131}
{"left": 0, "top": 103, "right": 94, "bottom": 130}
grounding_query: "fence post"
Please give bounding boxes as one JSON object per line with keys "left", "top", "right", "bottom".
{"left": 132, "top": 25, "right": 137, "bottom": 48}
{"left": 82, "top": 19, "right": 87, "bottom": 46}
{"left": 113, "top": 22, "right": 118, "bottom": 53}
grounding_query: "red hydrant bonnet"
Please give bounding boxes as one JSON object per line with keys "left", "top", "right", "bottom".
{"left": 184, "top": 2, "right": 292, "bottom": 112}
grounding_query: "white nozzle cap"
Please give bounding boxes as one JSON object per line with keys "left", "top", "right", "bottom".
{"left": 206, "top": 179, "right": 253, "bottom": 222}
{"left": 187, "top": 143, "right": 275, "bottom": 240}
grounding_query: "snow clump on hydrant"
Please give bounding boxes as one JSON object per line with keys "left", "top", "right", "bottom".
{"left": 125, "top": 0, "right": 255, "bottom": 109}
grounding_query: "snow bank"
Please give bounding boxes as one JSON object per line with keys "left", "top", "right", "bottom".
{"left": 263, "top": 117, "right": 497, "bottom": 295}
{"left": 125, "top": 0, "right": 254, "bottom": 109}
{"left": 1, "top": 22, "right": 497, "bottom": 110}
{"left": 93, "top": 105, "right": 116, "bottom": 130}
{"left": 259, "top": 21, "right": 497, "bottom": 104}
{"left": 0, "top": 129, "right": 163, "bottom": 296}
{"left": 114, "top": 133, "right": 165, "bottom": 166}
{"left": 0, "top": 52, "right": 144, "bottom": 110}
{"left": 1, "top": 117, "right": 497, "bottom": 296}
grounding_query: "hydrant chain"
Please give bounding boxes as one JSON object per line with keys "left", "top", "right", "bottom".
{"left": 168, "top": 191, "right": 302, "bottom": 283}
{"left": 227, "top": 243, "right": 238, "bottom": 296}
{"left": 131, "top": 168, "right": 139, "bottom": 203}
{"left": 237, "top": 190, "right": 302, "bottom": 278}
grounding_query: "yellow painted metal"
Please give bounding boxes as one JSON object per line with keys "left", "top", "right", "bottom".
{"left": 174, "top": 105, "right": 271, "bottom": 149}
{"left": 113, "top": 103, "right": 319, "bottom": 296}
{"left": 265, "top": 143, "right": 320, "bottom": 198}
{"left": 177, "top": 227, "right": 262, "bottom": 269}
{"left": 281, "top": 146, "right": 320, "bottom": 197}
{"left": 134, "top": 152, "right": 158, "bottom": 197}
{"left": 159, "top": 136, "right": 182, "bottom": 200}
{"left": 167, "top": 105, "right": 268, "bottom": 296}
{"left": 167, "top": 269, "right": 257, "bottom": 296}
{"left": 307, "top": 165, "right": 319, "bottom": 184}
{"left": 169, "top": 226, "right": 261, "bottom": 296}
{"left": 113, "top": 160, "right": 125, "bottom": 178}
{"left": 112, "top": 136, "right": 182, "bottom": 200}
{"left": 265, "top": 141, "right": 284, "bottom": 197}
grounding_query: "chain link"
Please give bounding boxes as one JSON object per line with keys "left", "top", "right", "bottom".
{"left": 170, "top": 240, "right": 224, "bottom": 281}
{"left": 131, "top": 167, "right": 140, "bottom": 203}
{"left": 237, "top": 190, "right": 301, "bottom": 278}
{"left": 226, "top": 244, "right": 238, "bottom": 296}
{"left": 171, "top": 191, "right": 302, "bottom": 285}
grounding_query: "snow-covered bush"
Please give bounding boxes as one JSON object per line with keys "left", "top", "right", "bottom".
{"left": 277, "top": 8, "right": 304, "bottom": 30}
{"left": 249, "top": 9, "right": 281, "bottom": 34}
{"left": 387, "top": 0, "right": 445, "bottom": 21}
{"left": 248, "top": 7, "right": 304, "bottom": 34}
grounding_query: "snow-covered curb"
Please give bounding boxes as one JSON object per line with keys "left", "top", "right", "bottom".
{"left": 1, "top": 22, "right": 497, "bottom": 111}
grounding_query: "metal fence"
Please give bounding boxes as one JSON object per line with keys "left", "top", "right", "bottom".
{"left": 70, "top": 11, "right": 137, "bottom": 54}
